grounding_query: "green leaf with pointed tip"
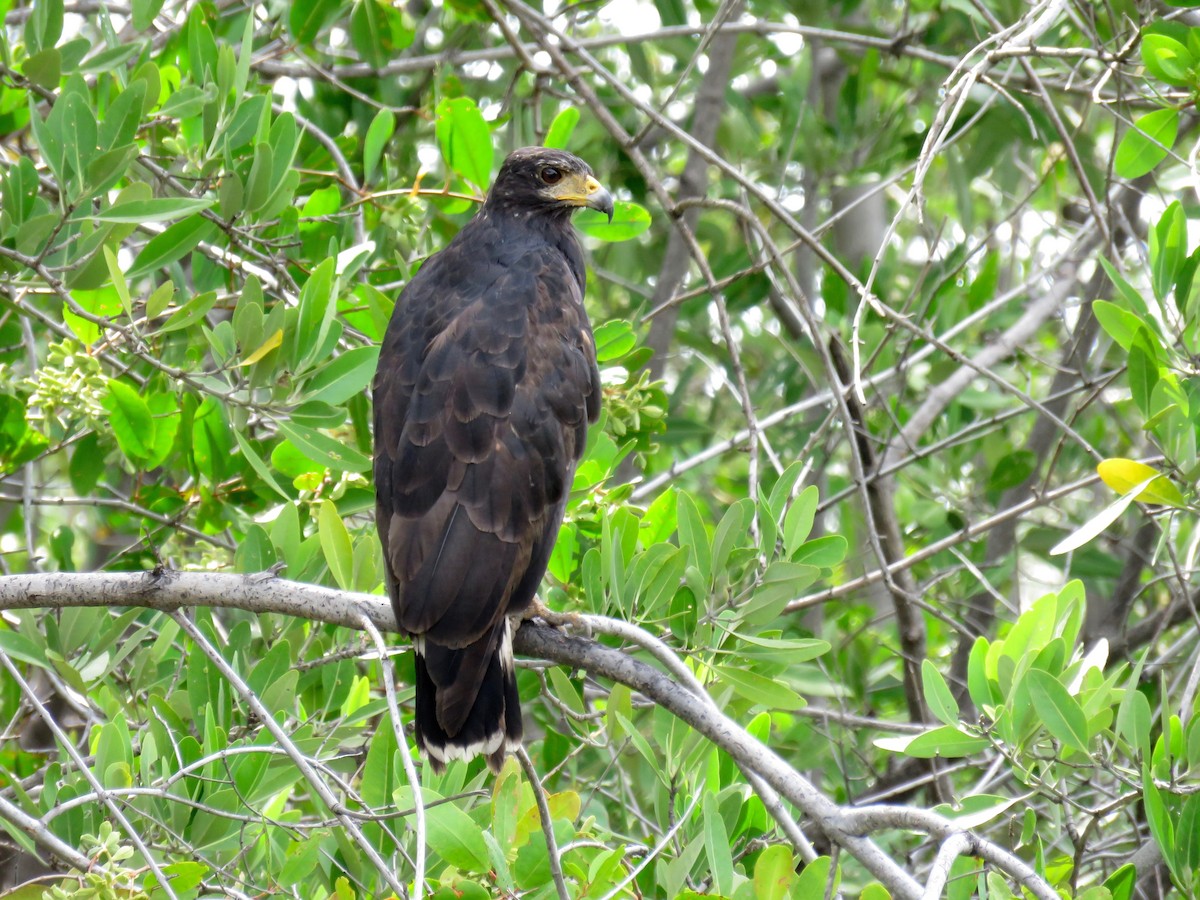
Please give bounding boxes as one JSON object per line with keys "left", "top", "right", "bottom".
{"left": 289, "top": 0, "right": 341, "bottom": 44}
{"left": 425, "top": 791, "right": 490, "bottom": 872}
{"left": 363, "top": 108, "right": 395, "bottom": 183}
{"left": 1026, "top": 668, "right": 1090, "bottom": 753}
{"left": 878, "top": 726, "right": 989, "bottom": 758}
{"left": 158, "top": 290, "right": 218, "bottom": 334}
{"left": 318, "top": 499, "right": 353, "bottom": 590}
{"left": 92, "top": 197, "right": 214, "bottom": 224}
{"left": 783, "top": 485, "right": 818, "bottom": 557}
{"left": 275, "top": 420, "right": 370, "bottom": 473}
{"left": 132, "top": 0, "right": 167, "bottom": 30}
{"left": 702, "top": 792, "right": 734, "bottom": 898}
{"left": 713, "top": 664, "right": 805, "bottom": 710}
{"left": 436, "top": 96, "right": 493, "bottom": 190}
{"left": 544, "top": 106, "right": 580, "bottom": 149}
{"left": 922, "top": 659, "right": 960, "bottom": 726}
{"left": 1115, "top": 108, "right": 1179, "bottom": 179}
{"left": 792, "top": 534, "right": 847, "bottom": 567}
{"left": 130, "top": 216, "right": 216, "bottom": 277}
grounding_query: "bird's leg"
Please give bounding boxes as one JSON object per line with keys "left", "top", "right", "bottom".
{"left": 523, "top": 596, "right": 585, "bottom": 631}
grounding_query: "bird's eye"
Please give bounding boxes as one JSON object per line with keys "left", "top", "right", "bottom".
{"left": 540, "top": 167, "right": 562, "bottom": 185}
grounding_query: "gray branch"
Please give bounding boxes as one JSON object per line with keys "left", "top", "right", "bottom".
{"left": 0, "top": 570, "right": 1058, "bottom": 900}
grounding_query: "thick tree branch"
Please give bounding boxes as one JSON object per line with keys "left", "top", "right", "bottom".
{"left": 0, "top": 571, "right": 1058, "bottom": 900}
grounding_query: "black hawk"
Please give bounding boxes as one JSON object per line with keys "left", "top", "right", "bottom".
{"left": 373, "top": 147, "right": 612, "bottom": 772}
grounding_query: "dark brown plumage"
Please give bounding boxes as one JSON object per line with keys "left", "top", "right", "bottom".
{"left": 373, "top": 147, "right": 612, "bottom": 771}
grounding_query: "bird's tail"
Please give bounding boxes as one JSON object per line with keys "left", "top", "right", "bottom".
{"left": 412, "top": 619, "right": 522, "bottom": 773}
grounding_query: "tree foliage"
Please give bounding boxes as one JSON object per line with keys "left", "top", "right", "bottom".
{"left": 1, "top": 0, "right": 1200, "bottom": 898}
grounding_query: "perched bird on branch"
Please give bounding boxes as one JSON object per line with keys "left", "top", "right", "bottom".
{"left": 373, "top": 147, "right": 612, "bottom": 771}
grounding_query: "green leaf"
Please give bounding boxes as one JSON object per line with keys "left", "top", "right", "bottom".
{"left": 318, "top": 499, "right": 353, "bottom": 590}
{"left": 988, "top": 449, "right": 1036, "bottom": 494}
{"left": 22, "top": 47, "right": 61, "bottom": 90}
{"left": 676, "top": 491, "right": 711, "bottom": 584}
{"left": 146, "top": 281, "right": 175, "bottom": 319}
{"left": 1026, "top": 668, "right": 1090, "bottom": 753}
{"left": 102, "top": 246, "right": 131, "bottom": 319}
{"left": 702, "top": 791, "right": 734, "bottom": 898}
{"left": 1152, "top": 201, "right": 1187, "bottom": 303}
{"left": 576, "top": 201, "right": 651, "bottom": 242}
{"left": 436, "top": 96, "right": 493, "bottom": 190}
{"left": 548, "top": 666, "right": 584, "bottom": 714}
{"left": 728, "top": 632, "right": 829, "bottom": 660}
{"left": 741, "top": 561, "right": 818, "bottom": 624}
{"left": 793, "top": 856, "right": 834, "bottom": 900}
{"left": 363, "top": 108, "right": 395, "bottom": 183}
{"left": 349, "top": 0, "right": 384, "bottom": 68}
{"left": 245, "top": 142, "right": 273, "bottom": 212}
{"left": 289, "top": 0, "right": 342, "bottom": 44}
{"left": 791, "top": 534, "right": 847, "bottom": 567}
{"left": 783, "top": 485, "right": 818, "bottom": 557}
{"left": 143, "top": 862, "right": 208, "bottom": 895}
{"left": 1176, "top": 793, "right": 1200, "bottom": 871}
{"left": 279, "top": 837, "right": 322, "bottom": 886}
{"left": 425, "top": 792, "right": 491, "bottom": 871}
{"left": 102, "top": 379, "right": 153, "bottom": 463}
{"left": 359, "top": 716, "right": 396, "bottom": 808}
{"left": 1093, "top": 299, "right": 1151, "bottom": 351}
{"left": 158, "top": 290, "right": 218, "bottom": 334}
{"left": 91, "top": 197, "right": 214, "bottom": 224}
{"left": 711, "top": 497, "right": 753, "bottom": 575}
{"left": 85, "top": 145, "right": 138, "bottom": 199}
{"left": 290, "top": 257, "right": 337, "bottom": 372}
{"left": 1128, "top": 330, "right": 1160, "bottom": 418}
{"left": 233, "top": 430, "right": 290, "bottom": 501}
{"left": 752, "top": 844, "right": 795, "bottom": 900}
{"left": 130, "top": 216, "right": 216, "bottom": 277}
{"left": 26, "top": 0, "right": 63, "bottom": 53}
{"left": 1103, "top": 864, "right": 1136, "bottom": 900}
{"left": 301, "top": 346, "right": 380, "bottom": 404}
{"left": 1143, "top": 765, "right": 1176, "bottom": 869}
{"left": 922, "top": 659, "right": 960, "bottom": 726}
{"left": 593, "top": 319, "right": 637, "bottom": 362}
{"left": 1141, "top": 33, "right": 1194, "bottom": 86}
{"left": 880, "top": 725, "right": 989, "bottom": 758}
{"left": 544, "top": 106, "right": 580, "bottom": 149}
{"left": 145, "top": 393, "right": 180, "bottom": 468}
{"left": 713, "top": 664, "right": 805, "bottom": 710}
{"left": 491, "top": 762, "right": 521, "bottom": 852}
{"left": 132, "top": 0, "right": 167, "bottom": 30}
{"left": 0, "top": 397, "right": 49, "bottom": 472}
{"left": 275, "top": 420, "right": 371, "bottom": 472}
{"left": 191, "top": 397, "right": 233, "bottom": 484}
{"left": 159, "top": 84, "right": 213, "bottom": 119}
{"left": 62, "top": 91, "right": 97, "bottom": 188}
{"left": 1115, "top": 108, "right": 1179, "bottom": 179}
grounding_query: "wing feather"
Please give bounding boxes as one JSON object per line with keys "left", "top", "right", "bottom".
{"left": 373, "top": 213, "right": 602, "bottom": 761}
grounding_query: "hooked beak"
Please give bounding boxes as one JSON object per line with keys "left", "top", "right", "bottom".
{"left": 583, "top": 175, "right": 614, "bottom": 222}
{"left": 555, "top": 173, "right": 615, "bottom": 221}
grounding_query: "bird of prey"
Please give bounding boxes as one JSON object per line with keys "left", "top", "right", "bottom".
{"left": 373, "top": 147, "right": 613, "bottom": 772}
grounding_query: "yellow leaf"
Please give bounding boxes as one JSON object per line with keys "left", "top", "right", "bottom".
{"left": 240, "top": 328, "right": 283, "bottom": 366}
{"left": 1096, "top": 458, "right": 1186, "bottom": 507}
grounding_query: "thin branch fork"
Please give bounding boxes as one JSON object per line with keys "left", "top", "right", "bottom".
{"left": 0, "top": 571, "right": 1057, "bottom": 900}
